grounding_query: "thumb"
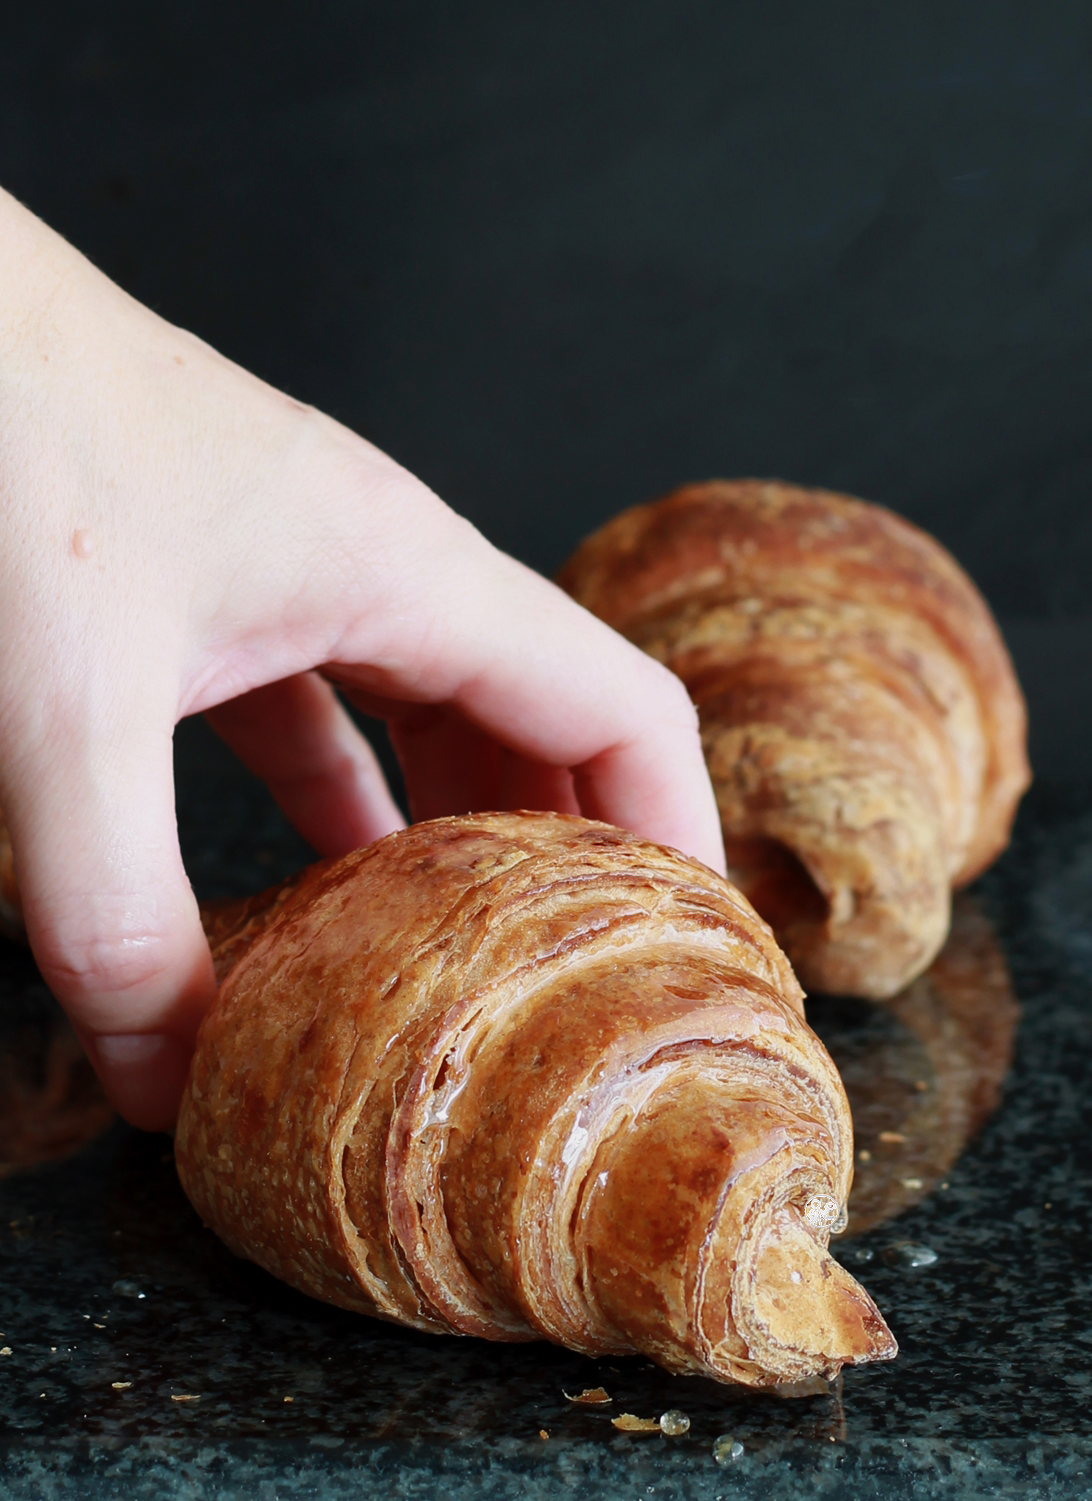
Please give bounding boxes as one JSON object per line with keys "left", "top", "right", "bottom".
{"left": 2, "top": 718, "right": 215, "bottom": 1132}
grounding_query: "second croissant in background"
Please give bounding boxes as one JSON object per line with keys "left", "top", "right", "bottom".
{"left": 560, "top": 480, "right": 1030, "bottom": 999}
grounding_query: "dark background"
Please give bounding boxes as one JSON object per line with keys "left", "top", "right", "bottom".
{"left": 2, "top": 1, "right": 1091, "bottom": 780}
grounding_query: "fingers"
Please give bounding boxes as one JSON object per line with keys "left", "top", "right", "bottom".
{"left": 205, "top": 673, "right": 405, "bottom": 856}
{"left": 377, "top": 704, "right": 498, "bottom": 822}
{"left": 326, "top": 532, "right": 726, "bottom": 876}
{"left": 497, "top": 746, "right": 581, "bottom": 818}
{"left": 357, "top": 700, "right": 580, "bottom": 823}
{"left": 1, "top": 712, "right": 215, "bottom": 1131}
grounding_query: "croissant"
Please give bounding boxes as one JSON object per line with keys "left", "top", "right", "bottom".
{"left": 176, "top": 811, "right": 896, "bottom": 1387}
{"left": 558, "top": 481, "right": 1030, "bottom": 999}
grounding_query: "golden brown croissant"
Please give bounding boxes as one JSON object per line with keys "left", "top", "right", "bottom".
{"left": 558, "top": 481, "right": 1030, "bottom": 999}
{"left": 176, "top": 810, "right": 896, "bottom": 1387}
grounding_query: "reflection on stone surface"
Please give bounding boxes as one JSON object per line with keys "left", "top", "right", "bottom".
{"left": 0, "top": 940, "right": 115, "bottom": 1178}
{"left": 808, "top": 895, "right": 1019, "bottom": 1237}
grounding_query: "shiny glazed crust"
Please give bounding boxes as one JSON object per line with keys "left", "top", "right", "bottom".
{"left": 175, "top": 811, "right": 896, "bottom": 1387}
{"left": 558, "top": 481, "right": 1030, "bottom": 998}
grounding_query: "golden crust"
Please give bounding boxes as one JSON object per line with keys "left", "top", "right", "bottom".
{"left": 558, "top": 481, "right": 1030, "bottom": 997}
{"left": 175, "top": 811, "right": 896, "bottom": 1386}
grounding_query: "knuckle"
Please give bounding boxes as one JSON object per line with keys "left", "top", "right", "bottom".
{"left": 32, "top": 909, "right": 174, "bottom": 1015}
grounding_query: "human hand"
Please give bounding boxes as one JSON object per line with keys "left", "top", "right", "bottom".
{"left": 0, "top": 187, "right": 724, "bottom": 1131}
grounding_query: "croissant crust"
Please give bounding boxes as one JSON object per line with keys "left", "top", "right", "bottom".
{"left": 175, "top": 811, "right": 896, "bottom": 1387}
{"left": 559, "top": 481, "right": 1030, "bottom": 998}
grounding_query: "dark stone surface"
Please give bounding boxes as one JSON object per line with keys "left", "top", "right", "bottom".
{"left": 1, "top": 724, "right": 1092, "bottom": 1498}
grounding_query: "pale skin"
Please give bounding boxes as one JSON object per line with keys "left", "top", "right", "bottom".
{"left": 0, "top": 186, "right": 725, "bottom": 1132}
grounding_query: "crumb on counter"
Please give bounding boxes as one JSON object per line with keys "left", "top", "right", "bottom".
{"left": 612, "top": 1413, "right": 661, "bottom": 1433}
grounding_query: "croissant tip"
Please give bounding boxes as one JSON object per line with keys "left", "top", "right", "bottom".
{"left": 747, "top": 1204, "right": 898, "bottom": 1379}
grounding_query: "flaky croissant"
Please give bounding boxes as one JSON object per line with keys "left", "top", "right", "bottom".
{"left": 176, "top": 811, "right": 895, "bottom": 1387}
{"left": 559, "top": 481, "right": 1030, "bottom": 999}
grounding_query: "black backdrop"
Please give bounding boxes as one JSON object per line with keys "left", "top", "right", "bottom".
{"left": 3, "top": 1, "right": 1091, "bottom": 780}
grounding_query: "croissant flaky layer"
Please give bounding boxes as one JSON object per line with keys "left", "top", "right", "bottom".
{"left": 176, "top": 811, "right": 896, "bottom": 1387}
{"left": 559, "top": 481, "right": 1030, "bottom": 998}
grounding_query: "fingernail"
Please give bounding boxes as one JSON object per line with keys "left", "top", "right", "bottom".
{"left": 89, "top": 1033, "right": 192, "bottom": 1133}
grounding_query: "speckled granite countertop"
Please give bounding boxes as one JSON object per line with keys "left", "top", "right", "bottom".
{"left": 2, "top": 722, "right": 1091, "bottom": 1500}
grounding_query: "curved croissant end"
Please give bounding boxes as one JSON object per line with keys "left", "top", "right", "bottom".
{"left": 558, "top": 481, "right": 1030, "bottom": 999}
{"left": 176, "top": 812, "right": 895, "bottom": 1386}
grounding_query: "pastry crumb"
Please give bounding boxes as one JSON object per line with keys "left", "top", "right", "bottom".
{"left": 564, "top": 1386, "right": 611, "bottom": 1405}
{"left": 171, "top": 1393, "right": 200, "bottom": 1403}
{"left": 111, "top": 1381, "right": 131, "bottom": 1391}
{"left": 879, "top": 1131, "right": 906, "bottom": 1144}
{"left": 539, "top": 1428, "right": 549, "bottom": 1440}
{"left": 612, "top": 1413, "right": 660, "bottom": 1433}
